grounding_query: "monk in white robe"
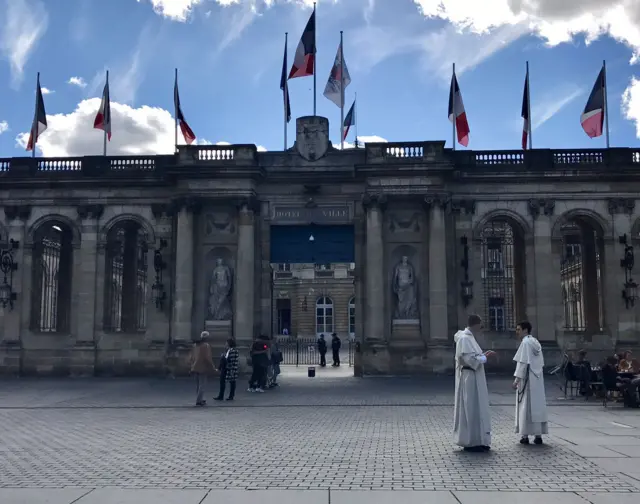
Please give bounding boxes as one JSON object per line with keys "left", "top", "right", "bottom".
{"left": 513, "top": 320, "right": 548, "bottom": 445}
{"left": 453, "top": 314, "right": 495, "bottom": 452}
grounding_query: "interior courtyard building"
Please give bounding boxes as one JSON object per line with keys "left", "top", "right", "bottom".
{"left": 1, "top": 116, "right": 639, "bottom": 376}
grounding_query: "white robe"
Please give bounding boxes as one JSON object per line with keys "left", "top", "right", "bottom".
{"left": 453, "top": 328, "right": 492, "bottom": 447}
{"left": 513, "top": 335, "right": 548, "bottom": 436}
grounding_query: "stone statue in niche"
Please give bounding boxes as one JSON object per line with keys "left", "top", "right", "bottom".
{"left": 208, "top": 258, "right": 232, "bottom": 320}
{"left": 393, "top": 256, "right": 418, "bottom": 319}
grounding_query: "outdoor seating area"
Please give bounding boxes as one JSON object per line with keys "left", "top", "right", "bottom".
{"left": 558, "top": 350, "right": 640, "bottom": 407}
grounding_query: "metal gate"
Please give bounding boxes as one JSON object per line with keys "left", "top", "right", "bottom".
{"left": 277, "top": 337, "right": 354, "bottom": 367}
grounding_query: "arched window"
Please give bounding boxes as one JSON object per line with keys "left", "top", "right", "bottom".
{"left": 316, "top": 296, "right": 334, "bottom": 336}
{"left": 560, "top": 219, "right": 603, "bottom": 333}
{"left": 480, "top": 219, "right": 526, "bottom": 332}
{"left": 348, "top": 297, "right": 355, "bottom": 336}
{"left": 31, "top": 221, "right": 73, "bottom": 332}
{"left": 104, "top": 221, "right": 148, "bottom": 332}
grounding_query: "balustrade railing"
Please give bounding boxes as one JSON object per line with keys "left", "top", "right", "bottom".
{"left": 37, "top": 158, "right": 83, "bottom": 172}
{"left": 196, "top": 146, "right": 235, "bottom": 161}
{"left": 474, "top": 151, "right": 525, "bottom": 165}
{"left": 632, "top": 150, "right": 640, "bottom": 164}
{"left": 553, "top": 149, "right": 604, "bottom": 165}
{"left": 384, "top": 142, "right": 424, "bottom": 158}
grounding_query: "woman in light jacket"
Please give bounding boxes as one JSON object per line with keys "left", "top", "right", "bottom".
{"left": 190, "top": 331, "right": 216, "bottom": 406}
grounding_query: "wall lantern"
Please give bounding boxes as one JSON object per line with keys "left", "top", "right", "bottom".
{"left": 460, "top": 235, "right": 474, "bottom": 307}
{"left": 302, "top": 295, "right": 308, "bottom": 312}
{"left": 152, "top": 239, "right": 168, "bottom": 310}
{"left": 0, "top": 239, "right": 19, "bottom": 310}
{"left": 620, "top": 234, "right": 637, "bottom": 309}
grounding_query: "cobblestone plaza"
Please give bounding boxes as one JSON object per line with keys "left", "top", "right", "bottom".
{"left": 1, "top": 376, "right": 639, "bottom": 503}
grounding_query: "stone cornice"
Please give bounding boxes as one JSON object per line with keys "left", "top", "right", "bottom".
{"left": 76, "top": 204, "right": 104, "bottom": 220}
{"left": 361, "top": 193, "right": 388, "bottom": 211}
{"left": 448, "top": 198, "right": 476, "bottom": 215}
{"left": 423, "top": 195, "right": 449, "bottom": 211}
{"left": 527, "top": 199, "right": 555, "bottom": 219}
{"left": 3, "top": 205, "right": 31, "bottom": 222}
{"left": 607, "top": 198, "right": 635, "bottom": 215}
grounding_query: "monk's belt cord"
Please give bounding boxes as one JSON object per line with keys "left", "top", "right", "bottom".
{"left": 517, "top": 364, "right": 530, "bottom": 404}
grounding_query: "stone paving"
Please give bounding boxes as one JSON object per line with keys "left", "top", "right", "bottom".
{"left": 0, "top": 375, "right": 639, "bottom": 503}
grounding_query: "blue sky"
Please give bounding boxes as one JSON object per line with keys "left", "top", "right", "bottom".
{"left": 0, "top": 0, "right": 639, "bottom": 157}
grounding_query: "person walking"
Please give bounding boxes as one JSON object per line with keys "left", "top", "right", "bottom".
{"left": 513, "top": 321, "right": 548, "bottom": 445}
{"left": 190, "top": 331, "right": 216, "bottom": 406}
{"left": 248, "top": 336, "right": 269, "bottom": 393}
{"left": 331, "top": 333, "right": 341, "bottom": 367}
{"left": 214, "top": 338, "right": 239, "bottom": 401}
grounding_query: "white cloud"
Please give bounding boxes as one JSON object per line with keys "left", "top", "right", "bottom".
{"left": 13, "top": 99, "right": 272, "bottom": 156}
{"left": 137, "top": 0, "right": 202, "bottom": 21}
{"left": 337, "top": 135, "right": 387, "bottom": 149}
{"left": 0, "top": 121, "right": 8, "bottom": 135}
{"left": 0, "top": 0, "right": 48, "bottom": 87}
{"left": 622, "top": 77, "right": 640, "bottom": 138}
{"left": 413, "top": 0, "right": 640, "bottom": 63}
{"left": 41, "top": 87, "right": 53, "bottom": 94}
{"left": 531, "top": 85, "right": 584, "bottom": 131}
{"left": 15, "top": 99, "right": 178, "bottom": 157}
{"left": 68, "top": 76, "right": 87, "bottom": 88}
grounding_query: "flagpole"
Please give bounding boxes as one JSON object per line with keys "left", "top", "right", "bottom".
{"left": 451, "top": 63, "right": 456, "bottom": 151}
{"left": 340, "top": 31, "right": 345, "bottom": 150}
{"left": 313, "top": 2, "right": 317, "bottom": 116}
{"left": 103, "top": 70, "right": 108, "bottom": 156}
{"left": 355, "top": 92, "right": 358, "bottom": 148}
{"left": 603, "top": 59, "right": 610, "bottom": 149}
{"left": 32, "top": 72, "right": 39, "bottom": 158}
{"left": 174, "top": 68, "right": 179, "bottom": 153}
{"left": 527, "top": 61, "right": 532, "bottom": 150}
{"left": 284, "top": 32, "right": 289, "bottom": 151}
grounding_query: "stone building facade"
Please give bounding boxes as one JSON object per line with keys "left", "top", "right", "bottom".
{"left": 1, "top": 116, "right": 639, "bottom": 376}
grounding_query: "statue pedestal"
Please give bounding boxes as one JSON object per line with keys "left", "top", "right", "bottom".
{"left": 391, "top": 319, "right": 422, "bottom": 347}
{"left": 204, "top": 320, "right": 232, "bottom": 344}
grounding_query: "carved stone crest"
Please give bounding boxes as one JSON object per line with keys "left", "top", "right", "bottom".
{"left": 205, "top": 213, "right": 235, "bottom": 235}
{"left": 295, "top": 116, "right": 330, "bottom": 161}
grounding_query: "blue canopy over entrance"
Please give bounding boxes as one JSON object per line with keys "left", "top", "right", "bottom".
{"left": 270, "top": 225, "right": 355, "bottom": 263}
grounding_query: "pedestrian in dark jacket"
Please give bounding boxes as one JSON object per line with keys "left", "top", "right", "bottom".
{"left": 331, "top": 333, "right": 341, "bottom": 367}
{"left": 248, "top": 336, "right": 269, "bottom": 392}
{"left": 214, "top": 338, "right": 239, "bottom": 401}
{"left": 317, "top": 334, "right": 327, "bottom": 367}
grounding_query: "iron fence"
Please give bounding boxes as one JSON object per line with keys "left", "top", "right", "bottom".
{"left": 277, "top": 337, "right": 354, "bottom": 367}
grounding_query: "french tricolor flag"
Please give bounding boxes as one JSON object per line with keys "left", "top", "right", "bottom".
{"left": 448, "top": 70, "right": 470, "bottom": 147}
{"left": 581, "top": 65, "right": 606, "bottom": 139}
{"left": 94, "top": 71, "right": 112, "bottom": 141}
{"left": 26, "top": 73, "right": 47, "bottom": 152}
{"left": 288, "top": 9, "right": 315, "bottom": 79}
{"left": 521, "top": 66, "right": 531, "bottom": 150}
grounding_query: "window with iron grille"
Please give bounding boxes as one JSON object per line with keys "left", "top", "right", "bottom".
{"left": 30, "top": 222, "right": 73, "bottom": 333}
{"left": 104, "top": 222, "right": 148, "bottom": 332}
{"left": 488, "top": 298, "right": 505, "bottom": 331}
{"left": 348, "top": 297, "right": 355, "bottom": 336}
{"left": 481, "top": 220, "right": 522, "bottom": 332}
{"left": 560, "top": 224, "right": 603, "bottom": 332}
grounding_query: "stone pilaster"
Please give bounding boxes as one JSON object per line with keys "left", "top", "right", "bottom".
{"left": 170, "top": 198, "right": 198, "bottom": 342}
{"left": 528, "top": 199, "right": 559, "bottom": 342}
{"left": 449, "top": 198, "right": 476, "bottom": 329}
{"left": 73, "top": 205, "right": 103, "bottom": 345}
{"left": 362, "top": 194, "right": 386, "bottom": 342}
{"left": 425, "top": 196, "right": 449, "bottom": 341}
{"left": 233, "top": 198, "right": 256, "bottom": 343}
{"left": 606, "top": 199, "right": 635, "bottom": 343}
{"left": 1, "top": 206, "right": 30, "bottom": 344}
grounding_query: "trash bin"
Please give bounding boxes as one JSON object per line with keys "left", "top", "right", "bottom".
{"left": 308, "top": 366, "right": 315, "bottom": 378}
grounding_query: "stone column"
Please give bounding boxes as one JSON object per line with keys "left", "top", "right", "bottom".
{"left": 1, "top": 206, "right": 30, "bottom": 344}
{"left": 425, "top": 196, "right": 449, "bottom": 341}
{"left": 605, "top": 199, "right": 635, "bottom": 344}
{"left": 233, "top": 199, "right": 256, "bottom": 343}
{"left": 171, "top": 198, "right": 197, "bottom": 343}
{"left": 363, "top": 194, "right": 386, "bottom": 342}
{"left": 528, "top": 199, "right": 560, "bottom": 343}
{"left": 73, "top": 205, "right": 103, "bottom": 345}
{"left": 450, "top": 199, "right": 476, "bottom": 330}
